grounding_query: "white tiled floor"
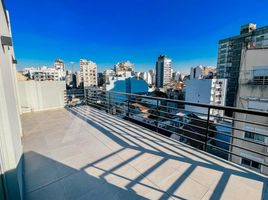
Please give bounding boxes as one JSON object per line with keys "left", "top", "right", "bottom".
{"left": 21, "top": 106, "right": 268, "bottom": 200}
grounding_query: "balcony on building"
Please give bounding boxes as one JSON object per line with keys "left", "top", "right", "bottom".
{"left": 20, "top": 88, "right": 268, "bottom": 200}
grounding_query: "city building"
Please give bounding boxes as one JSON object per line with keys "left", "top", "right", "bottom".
{"left": 103, "top": 69, "right": 115, "bottom": 83}
{"left": 105, "top": 76, "right": 148, "bottom": 94}
{"left": 76, "top": 71, "right": 82, "bottom": 88}
{"left": 114, "top": 61, "right": 134, "bottom": 77}
{"left": 190, "top": 65, "right": 216, "bottom": 79}
{"left": 172, "top": 71, "right": 182, "bottom": 82}
{"left": 1, "top": 1, "right": 268, "bottom": 199}
{"left": 65, "top": 70, "right": 76, "bottom": 89}
{"left": 155, "top": 55, "right": 172, "bottom": 88}
{"left": 97, "top": 72, "right": 105, "bottom": 87}
{"left": 80, "top": 59, "right": 97, "bottom": 88}
{"left": 148, "top": 69, "right": 156, "bottom": 85}
{"left": 185, "top": 79, "right": 227, "bottom": 117}
{"left": 137, "top": 71, "right": 153, "bottom": 85}
{"left": 217, "top": 23, "right": 268, "bottom": 108}
{"left": 54, "top": 59, "right": 65, "bottom": 80}
{"left": 23, "top": 66, "right": 60, "bottom": 81}
{"left": 232, "top": 48, "right": 268, "bottom": 174}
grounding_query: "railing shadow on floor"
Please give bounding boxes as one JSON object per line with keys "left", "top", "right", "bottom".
{"left": 67, "top": 105, "right": 268, "bottom": 200}
{"left": 22, "top": 151, "right": 150, "bottom": 200}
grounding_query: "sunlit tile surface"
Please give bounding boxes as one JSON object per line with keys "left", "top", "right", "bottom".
{"left": 22, "top": 106, "right": 268, "bottom": 200}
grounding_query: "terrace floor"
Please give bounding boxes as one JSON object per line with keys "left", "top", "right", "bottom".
{"left": 21, "top": 105, "right": 268, "bottom": 200}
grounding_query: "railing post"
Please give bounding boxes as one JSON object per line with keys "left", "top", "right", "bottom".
{"left": 204, "top": 107, "right": 211, "bottom": 151}
{"left": 108, "top": 92, "right": 111, "bottom": 114}
{"left": 127, "top": 95, "right": 130, "bottom": 118}
{"left": 156, "top": 99, "right": 159, "bottom": 133}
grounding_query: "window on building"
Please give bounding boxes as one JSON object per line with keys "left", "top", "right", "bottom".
{"left": 241, "top": 158, "right": 261, "bottom": 170}
{"left": 244, "top": 131, "right": 265, "bottom": 143}
{"left": 253, "top": 66, "right": 268, "bottom": 85}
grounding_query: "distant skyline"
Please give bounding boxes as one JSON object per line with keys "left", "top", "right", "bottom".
{"left": 5, "top": 0, "right": 268, "bottom": 73}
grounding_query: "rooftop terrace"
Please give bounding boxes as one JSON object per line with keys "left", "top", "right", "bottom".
{"left": 22, "top": 105, "right": 268, "bottom": 200}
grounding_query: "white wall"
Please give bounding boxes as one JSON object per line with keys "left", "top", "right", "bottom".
{"left": 185, "top": 79, "right": 227, "bottom": 116}
{"left": 0, "top": 2, "right": 23, "bottom": 199}
{"left": 185, "top": 79, "right": 212, "bottom": 115}
{"left": 18, "top": 81, "right": 66, "bottom": 113}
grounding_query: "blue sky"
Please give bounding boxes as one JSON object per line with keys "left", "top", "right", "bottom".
{"left": 5, "top": 0, "right": 268, "bottom": 73}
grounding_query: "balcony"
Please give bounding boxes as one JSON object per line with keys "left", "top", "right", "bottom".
{"left": 21, "top": 105, "right": 268, "bottom": 200}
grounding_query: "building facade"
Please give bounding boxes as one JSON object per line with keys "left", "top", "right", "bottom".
{"left": 232, "top": 48, "right": 268, "bottom": 174}
{"left": 80, "top": 59, "right": 97, "bottom": 88}
{"left": 190, "top": 65, "right": 216, "bottom": 79}
{"left": 185, "top": 79, "right": 227, "bottom": 117}
{"left": 103, "top": 69, "right": 115, "bottom": 83}
{"left": 0, "top": 2, "right": 23, "bottom": 199}
{"left": 137, "top": 71, "right": 153, "bottom": 85}
{"left": 54, "top": 59, "right": 65, "bottom": 80}
{"left": 155, "top": 55, "right": 172, "bottom": 88}
{"left": 114, "top": 61, "right": 134, "bottom": 77}
{"left": 23, "top": 66, "right": 60, "bottom": 81}
{"left": 217, "top": 23, "right": 268, "bottom": 108}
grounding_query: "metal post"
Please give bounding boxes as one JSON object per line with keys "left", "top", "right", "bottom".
{"left": 108, "top": 92, "right": 111, "bottom": 114}
{"left": 127, "top": 95, "right": 130, "bottom": 118}
{"left": 156, "top": 99, "right": 159, "bottom": 133}
{"left": 204, "top": 107, "right": 211, "bottom": 151}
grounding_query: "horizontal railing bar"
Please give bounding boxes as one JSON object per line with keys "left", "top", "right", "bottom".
{"left": 206, "top": 143, "right": 268, "bottom": 167}
{"left": 87, "top": 89, "right": 268, "bottom": 117}
{"left": 84, "top": 90, "right": 268, "bottom": 169}
{"left": 207, "top": 128, "right": 268, "bottom": 147}
{"left": 207, "top": 136, "right": 268, "bottom": 157}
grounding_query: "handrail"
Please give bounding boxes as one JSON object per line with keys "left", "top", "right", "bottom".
{"left": 86, "top": 88, "right": 268, "bottom": 117}
{"left": 81, "top": 87, "right": 268, "bottom": 171}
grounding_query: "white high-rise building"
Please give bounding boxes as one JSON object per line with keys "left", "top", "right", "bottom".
{"left": 172, "top": 71, "right": 182, "bottom": 81}
{"left": 139, "top": 72, "right": 153, "bottom": 85}
{"left": 149, "top": 69, "right": 156, "bottom": 85}
{"left": 155, "top": 55, "right": 172, "bottom": 88}
{"left": 103, "top": 69, "right": 115, "bottom": 83}
{"left": 80, "top": 59, "right": 97, "bottom": 87}
{"left": 54, "top": 59, "right": 65, "bottom": 80}
{"left": 76, "top": 71, "right": 82, "bottom": 88}
{"left": 185, "top": 79, "right": 227, "bottom": 117}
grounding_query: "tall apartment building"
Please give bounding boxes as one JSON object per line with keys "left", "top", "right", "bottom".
{"left": 136, "top": 71, "right": 153, "bottom": 85}
{"left": 103, "top": 69, "right": 115, "bottom": 83}
{"left": 114, "top": 61, "right": 134, "bottom": 77}
{"left": 76, "top": 71, "right": 82, "bottom": 88}
{"left": 217, "top": 23, "right": 268, "bottom": 108}
{"left": 232, "top": 48, "right": 268, "bottom": 174}
{"left": 149, "top": 69, "right": 156, "bottom": 85}
{"left": 80, "top": 59, "right": 97, "bottom": 88}
{"left": 54, "top": 59, "right": 65, "bottom": 80}
{"left": 190, "top": 65, "right": 216, "bottom": 79}
{"left": 155, "top": 55, "right": 172, "bottom": 88}
{"left": 185, "top": 79, "right": 227, "bottom": 117}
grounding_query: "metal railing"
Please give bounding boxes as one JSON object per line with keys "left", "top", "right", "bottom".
{"left": 82, "top": 88, "right": 268, "bottom": 173}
